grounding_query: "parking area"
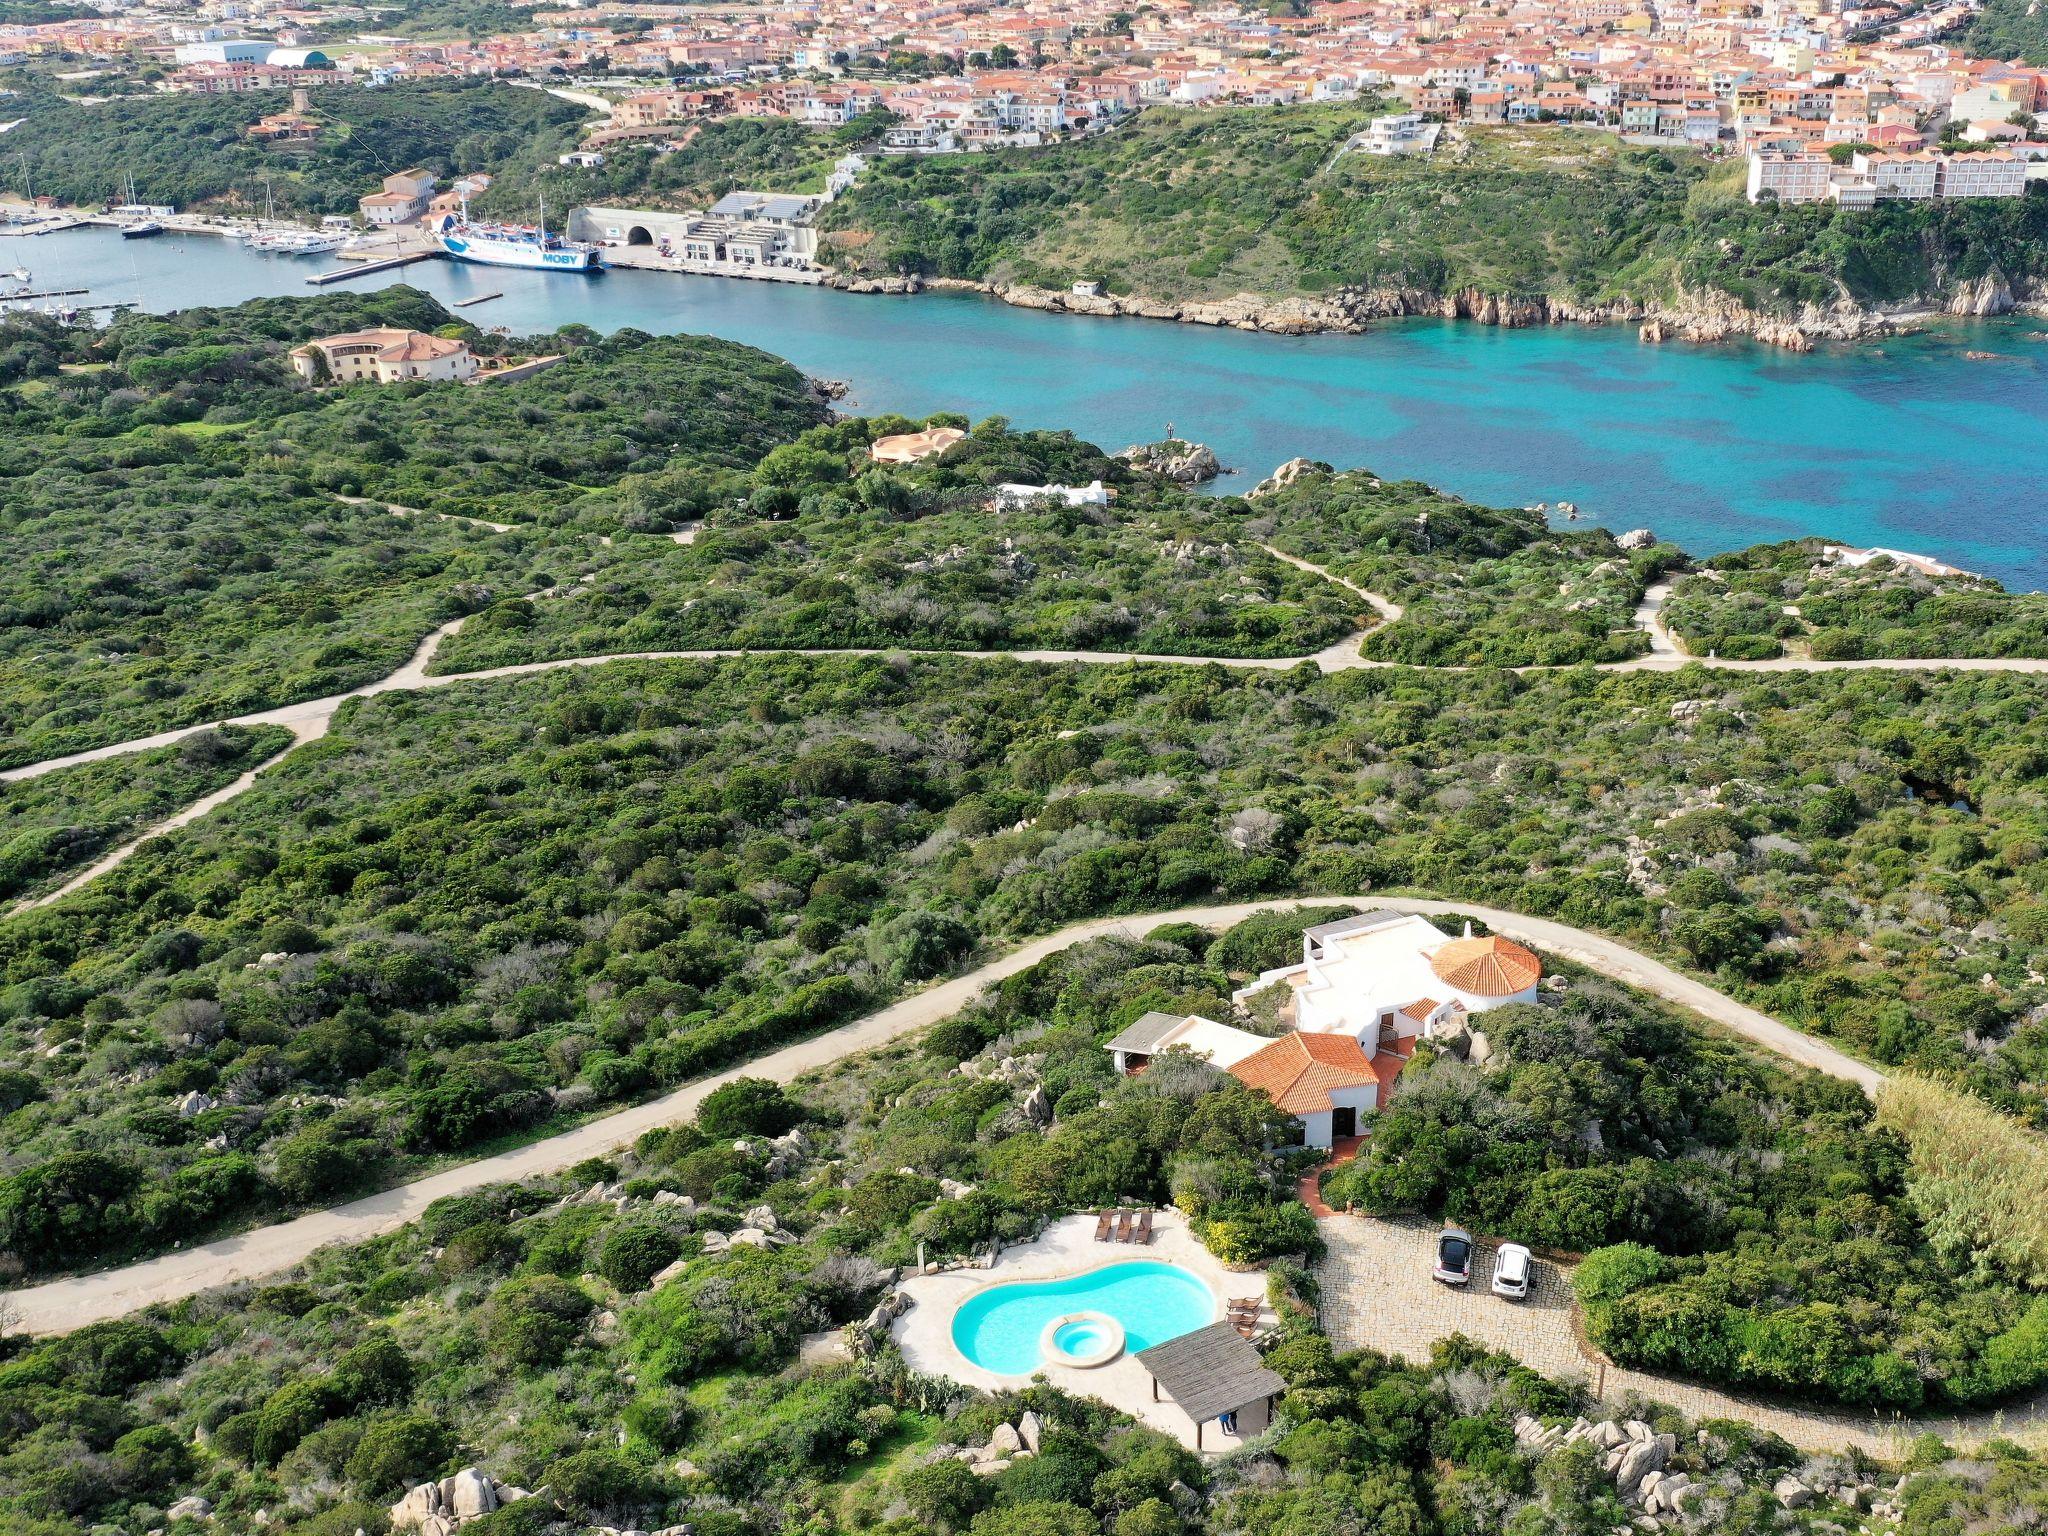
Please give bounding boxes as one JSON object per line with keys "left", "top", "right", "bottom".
{"left": 1316, "top": 1215, "right": 1590, "bottom": 1383}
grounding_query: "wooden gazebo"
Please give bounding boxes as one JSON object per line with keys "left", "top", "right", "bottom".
{"left": 1135, "top": 1321, "right": 1286, "bottom": 1450}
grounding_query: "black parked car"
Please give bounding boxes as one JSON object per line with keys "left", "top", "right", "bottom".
{"left": 1433, "top": 1226, "right": 1473, "bottom": 1285}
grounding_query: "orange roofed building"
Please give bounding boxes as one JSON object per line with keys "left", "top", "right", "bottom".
{"left": 1226, "top": 1031, "right": 1386, "bottom": 1147}
{"left": 289, "top": 329, "right": 477, "bottom": 385}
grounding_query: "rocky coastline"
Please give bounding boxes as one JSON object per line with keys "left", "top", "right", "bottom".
{"left": 828, "top": 270, "right": 2034, "bottom": 354}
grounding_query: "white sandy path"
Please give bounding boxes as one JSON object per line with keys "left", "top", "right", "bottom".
{"left": 1633, "top": 580, "right": 1683, "bottom": 659}
{"left": 4, "top": 894, "right": 1878, "bottom": 1335}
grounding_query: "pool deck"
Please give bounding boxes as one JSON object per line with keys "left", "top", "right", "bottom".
{"left": 891, "top": 1210, "right": 1272, "bottom": 1452}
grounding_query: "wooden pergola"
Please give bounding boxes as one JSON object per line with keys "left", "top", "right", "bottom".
{"left": 1136, "top": 1321, "right": 1286, "bottom": 1450}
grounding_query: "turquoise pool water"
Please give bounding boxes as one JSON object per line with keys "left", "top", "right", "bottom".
{"left": 952, "top": 1261, "right": 1215, "bottom": 1375}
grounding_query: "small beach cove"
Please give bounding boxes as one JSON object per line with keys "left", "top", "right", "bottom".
{"left": 21, "top": 224, "right": 2048, "bottom": 589}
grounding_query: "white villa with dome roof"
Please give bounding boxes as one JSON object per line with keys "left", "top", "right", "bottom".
{"left": 1104, "top": 911, "right": 1543, "bottom": 1150}
{"left": 1241, "top": 909, "right": 1542, "bottom": 1048}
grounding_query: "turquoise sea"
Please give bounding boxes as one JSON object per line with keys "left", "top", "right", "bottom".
{"left": 26, "top": 226, "right": 2048, "bottom": 589}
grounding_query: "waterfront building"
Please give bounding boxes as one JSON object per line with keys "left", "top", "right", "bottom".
{"left": 359, "top": 169, "right": 436, "bottom": 226}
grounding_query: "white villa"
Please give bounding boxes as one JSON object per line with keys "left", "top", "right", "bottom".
{"left": 1245, "top": 910, "right": 1542, "bottom": 1048}
{"left": 1105, "top": 911, "right": 1542, "bottom": 1148}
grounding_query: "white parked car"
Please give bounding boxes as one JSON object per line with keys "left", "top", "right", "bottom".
{"left": 1492, "top": 1242, "right": 1534, "bottom": 1300}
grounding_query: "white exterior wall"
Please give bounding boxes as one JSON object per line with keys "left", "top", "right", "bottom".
{"left": 1281, "top": 914, "right": 1537, "bottom": 1042}
{"left": 1297, "top": 1083, "right": 1379, "bottom": 1150}
{"left": 1936, "top": 157, "right": 2027, "bottom": 197}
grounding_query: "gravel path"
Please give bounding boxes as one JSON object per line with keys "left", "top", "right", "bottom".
{"left": 4, "top": 895, "right": 1876, "bottom": 1334}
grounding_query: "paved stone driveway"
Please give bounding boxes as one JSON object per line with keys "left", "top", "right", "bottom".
{"left": 1316, "top": 1215, "right": 2048, "bottom": 1457}
{"left": 1319, "top": 1214, "right": 1588, "bottom": 1383}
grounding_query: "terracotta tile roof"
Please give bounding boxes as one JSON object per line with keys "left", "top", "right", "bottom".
{"left": 1228, "top": 1031, "right": 1379, "bottom": 1116}
{"left": 1428, "top": 935, "right": 1541, "bottom": 998}
{"left": 1398, "top": 997, "right": 1439, "bottom": 1021}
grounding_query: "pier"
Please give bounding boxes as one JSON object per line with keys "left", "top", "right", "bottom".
{"left": 307, "top": 251, "right": 442, "bottom": 285}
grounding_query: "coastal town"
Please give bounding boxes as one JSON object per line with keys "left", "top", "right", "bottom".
{"left": 4, "top": 0, "right": 2047, "bottom": 215}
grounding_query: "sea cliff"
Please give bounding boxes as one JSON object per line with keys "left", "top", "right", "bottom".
{"left": 828, "top": 271, "right": 2035, "bottom": 353}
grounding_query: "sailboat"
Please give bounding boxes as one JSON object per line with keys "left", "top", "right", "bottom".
{"left": 116, "top": 171, "right": 163, "bottom": 238}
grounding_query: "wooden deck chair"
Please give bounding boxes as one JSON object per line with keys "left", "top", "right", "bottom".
{"left": 1094, "top": 1209, "right": 1114, "bottom": 1242}
{"left": 1114, "top": 1209, "right": 1134, "bottom": 1243}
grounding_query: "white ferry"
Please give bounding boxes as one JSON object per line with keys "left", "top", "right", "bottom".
{"left": 433, "top": 195, "right": 600, "bottom": 274}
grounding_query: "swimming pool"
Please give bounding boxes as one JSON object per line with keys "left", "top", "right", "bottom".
{"left": 952, "top": 1261, "right": 1216, "bottom": 1376}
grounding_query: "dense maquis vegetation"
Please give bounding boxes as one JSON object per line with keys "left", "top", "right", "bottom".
{"left": 0, "top": 79, "right": 593, "bottom": 217}
{"left": 822, "top": 106, "right": 2048, "bottom": 318}
{"left": 1, "top": 932, "right": 2045, "bottom": 1536}
{"left": 473, "top": 117, "right": 855, "bottom": 221}
{"left": 1250, "top": 467, "right": 1672, "bottom": 666}
{"left": 1956, "top": 0, "right": 2048, "bottom": 64}
{"left": 1325, "top": 976, "right": 2048, "bottom": 1410}
{"left": 267, "top": 326, "right": 832, "bottom": 531}
{"left": 9, "top": 651, "right": 2048, "bottom": 1274}
{"left": 433, "top": 416, "right": 1358, "bottom": 669}
{"left": 1662, "top": 540, "right": 2048, "bottom": 660}
{"left": 0, "top": 292, "right": 833, "bottom": 762}
{"left": 0, "top": 727, "right": 291, "bottom": 904}
{"left": 0, "top": 463, "right": 542, "bottom": 769}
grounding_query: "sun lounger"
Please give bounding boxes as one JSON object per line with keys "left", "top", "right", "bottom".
{"left": 1115, "top": 1209, "right": 1134, "bottom": 1243}
{"left": 1134, "top": 1209, "right": 1154, "bottom": 1244}
{"left": 1094, "top": 1209, "right": 1114, "bottom": 1242}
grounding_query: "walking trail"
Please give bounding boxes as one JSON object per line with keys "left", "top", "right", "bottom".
{"left": 8, "top": 538, "right": 2047, "bottom": 917}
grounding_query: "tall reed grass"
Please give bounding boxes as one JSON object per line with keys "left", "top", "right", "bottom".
{"left": 1877, "top": 1073, "right": 2048, "bottom": 1288}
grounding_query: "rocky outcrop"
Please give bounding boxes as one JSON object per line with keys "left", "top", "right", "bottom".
{"left": 1615, "top": 528, "right": 1657, "bottom": 551}
{"left": 1248, "top": 457, "right": 1330, "bottom": 498}
{"left": 982, "top": 281, "right": 1367, "bottom": 334}
{"left": 389, "top": 1468, "right": 530, "bottom": 1532}
{"left": 1117, "top": 439, "right": 1223, "bottom": 484}
{"left": 832, "top": 273, "right": 924, "bottom": 294}
{"left": 937, "top": 1411, "right": 1044, "bottom": 1477}
{"left": 1512, "top": 1415, "right": 1908, "bottom": 1527}
{"left": 1947, "top": 269, "right": 2014, "bottom": 317}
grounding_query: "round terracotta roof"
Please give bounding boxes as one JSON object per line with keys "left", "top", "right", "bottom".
{"left": 1428, "top": 935, "right": 1541, "bottom": 998}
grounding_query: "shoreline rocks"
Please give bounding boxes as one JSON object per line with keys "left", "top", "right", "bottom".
{"left": 1117, "top": 439, "right": 1223, "bottom": 484}
{"left": 827, "top": 269, "right": 2025, "bottom": 354}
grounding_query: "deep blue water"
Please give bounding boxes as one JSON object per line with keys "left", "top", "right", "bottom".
{"left": 24, "top": 225, "right": 2048, "bottom": 589}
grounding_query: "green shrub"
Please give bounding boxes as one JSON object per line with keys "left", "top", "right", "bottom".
{"left": 696, "top": 1076, "right": 803, "bottom": 1139}
{"left": 598, "top": 1223, "right": 682, "bottom": 1292}
{"left": 346, "top": 1413, "right": 456, "bottom": 1495}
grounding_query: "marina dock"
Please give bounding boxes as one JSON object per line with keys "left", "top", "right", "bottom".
{"left": 307, "top": 251, "right": 442, "bottom": 285}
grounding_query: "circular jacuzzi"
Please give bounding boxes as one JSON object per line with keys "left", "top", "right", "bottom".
{"left": 1038, "top": 1310, "right": 1125, "bottom": 1368}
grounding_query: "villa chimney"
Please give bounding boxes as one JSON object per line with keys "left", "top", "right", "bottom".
{"left": 1463, "top": 921, "right": 1472, "bottom": 938}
